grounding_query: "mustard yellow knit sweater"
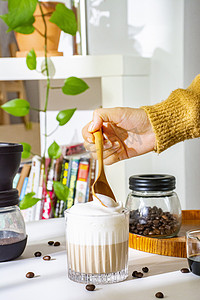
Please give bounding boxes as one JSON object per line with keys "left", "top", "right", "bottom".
{"left": 141, "top": 75, "right": 200, "bottom": 153}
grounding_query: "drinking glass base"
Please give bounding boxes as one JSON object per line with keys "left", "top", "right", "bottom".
{"left": 68, "top": 267, "right": 128, "bottom": 284}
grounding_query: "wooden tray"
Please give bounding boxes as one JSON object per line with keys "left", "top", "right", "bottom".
{"left": 129, "top": 210, "right": 200, "bottom": 258}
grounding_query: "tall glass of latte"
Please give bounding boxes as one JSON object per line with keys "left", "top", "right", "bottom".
{"left": 65, "top": 194, "right": 129, "bottom": 284}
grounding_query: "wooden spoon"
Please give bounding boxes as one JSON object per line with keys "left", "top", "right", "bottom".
{"left": 92, "top": 129, "right": 116, "bottom": 206}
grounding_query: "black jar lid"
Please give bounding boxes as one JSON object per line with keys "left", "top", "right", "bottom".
{"left": 0, "top": 143, "right": 23, "bottom": 153}
{"left": 129, "top": 174, "right": 176, "bottom": 191}
{"left": 0, "top": 189, "right": 19, "bottom": 207}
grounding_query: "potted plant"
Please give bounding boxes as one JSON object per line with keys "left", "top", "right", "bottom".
{"left": 15, "top": 2, "right": 63, "bottom": 57}
{"left": 0, "top": 0, "right": 89, "bottom": 214}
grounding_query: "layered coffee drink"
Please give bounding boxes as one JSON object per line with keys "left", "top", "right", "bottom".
{"left": 65, "top": 194, "right": 129, "bottom": 284}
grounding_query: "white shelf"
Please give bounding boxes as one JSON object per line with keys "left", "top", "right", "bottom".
{"left": 0, "top": 55, "right": 150, "bottom": 81}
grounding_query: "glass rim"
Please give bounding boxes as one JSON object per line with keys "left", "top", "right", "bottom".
{"left": 186, "top": 229, "right": 200, "bottom": 238}
{"left": 64, "top": 207, "right": 129, "bottom": 218}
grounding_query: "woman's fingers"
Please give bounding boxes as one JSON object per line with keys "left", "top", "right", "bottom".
{"left": 84, "top": 139, "right": 122, "bottom": 164}
{"left": 82, "top": 122, "right": 95, "bottom": 144}
{"left": 84, "top": 139, "right": 113, "bottom": 153}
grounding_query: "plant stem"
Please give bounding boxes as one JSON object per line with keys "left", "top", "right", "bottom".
{"left": 50, "top": 86, "right": 62, "bottom": 90}
{"left": 38, "top": 2, "right": 56, "bottom": 218}
{"left": 46, "top": 124, "right": 60, "bottom": 137}
{"left": 30, "top": 106, "right": 44, "bottom": 112}
{"left": 33, "top": 26, "right": 45, "bottom": 37}
{"left": 38, "top": 1, "right": 50, "bottom": 158}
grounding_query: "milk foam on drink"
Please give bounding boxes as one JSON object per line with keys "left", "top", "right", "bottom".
{"left": 65, "top": 194, "right": 129, "bottom": 282}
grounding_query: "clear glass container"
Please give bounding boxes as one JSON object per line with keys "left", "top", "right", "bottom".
{"left": 186, "top": 229, "right": 200, "bottom": 276}
{"left": 0, "top": 204, "right": 27, "bottom": 262}
{"left": 125, "top": 175, "right": 182, "bottom": 238}
{"left": 65, "top": 208, "right": 129, "bottom": 284}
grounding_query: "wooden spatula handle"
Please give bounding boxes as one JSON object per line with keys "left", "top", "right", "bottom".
{"left": 93, "top": 129, "right": 104, "bottom": 177}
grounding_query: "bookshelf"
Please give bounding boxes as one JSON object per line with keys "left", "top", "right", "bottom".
{"left": 0, "top": 55, "right": 151, "bottom": 204}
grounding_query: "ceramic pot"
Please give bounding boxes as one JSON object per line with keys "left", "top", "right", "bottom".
{"left": 15, "top": 2, "right": 63, "bottom": 57}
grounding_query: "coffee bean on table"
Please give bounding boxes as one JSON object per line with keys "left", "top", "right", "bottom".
{"left": 85, "top": 284, "right": 95, "bottom": 291}
{"left": 34, "top": 251, "right": 42, "bottom": 257}
{"left": 132, "top": 270, "right": 138, "bottom": 277}
{"left": 132, "top": 271, "right": 143, "bottom": 278}
{"left": 48, "top": 241, "right": 54, "bottom": 245}
{"left": 43, "top": 255, "right": 51, "bottom": 261}
{"left": 180, "top": 268, "right": 190, "bottom": 273}
{"left": 136, "top": 272, "right": 143, "bottom": 278}
{"left": 26, "top": 272, "right": 35, "bottom": 278}
{"left": 142, "top": 267, "right": 149, "bottom": 273}
{"left": 155, "top": 292, "right": 164, "bottom": 298}
{"left": 54, "top": 241, "right": 60, "bottom": 246}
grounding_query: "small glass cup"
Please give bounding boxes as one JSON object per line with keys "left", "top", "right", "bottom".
{"left": 186, "top": 229, "right": 200, "bottom": 276}
{"left": 65, "top": 208, "right": 129, "bottom": 284}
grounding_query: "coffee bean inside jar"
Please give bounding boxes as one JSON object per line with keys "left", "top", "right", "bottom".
{"left": 126, "top": 175, "right": 182, "bottom": 238}
{"left": 129, "top": 206, "right": 180, "bottom": 237}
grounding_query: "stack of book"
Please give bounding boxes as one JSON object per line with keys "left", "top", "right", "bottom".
{"left": 14, "top": 143, "right": 96, "bottom": 222}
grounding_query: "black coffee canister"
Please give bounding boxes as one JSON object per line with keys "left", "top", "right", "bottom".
{"left": 0, "top": 143, "right": 23, "bottom": 191}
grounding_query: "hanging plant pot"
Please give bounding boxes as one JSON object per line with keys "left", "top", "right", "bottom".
{"left": 15, "top": 2, "right": 63, "bottom": 57}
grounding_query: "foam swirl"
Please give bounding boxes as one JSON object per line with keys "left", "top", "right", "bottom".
{"left": 68, "top": 193, "right": 123, "bottom": 216}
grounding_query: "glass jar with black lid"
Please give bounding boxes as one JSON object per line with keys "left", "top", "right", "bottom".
{"left": 125, "top": 174, "right": 182, "bottom": 238}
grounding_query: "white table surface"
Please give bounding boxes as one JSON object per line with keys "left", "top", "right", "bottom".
{"left": 1, "top": 218, "right": 200, "bottom": 300}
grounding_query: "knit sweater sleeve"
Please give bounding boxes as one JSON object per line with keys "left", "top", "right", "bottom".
{"left": 141, "top": 75, "right": 200, "bottom": 153}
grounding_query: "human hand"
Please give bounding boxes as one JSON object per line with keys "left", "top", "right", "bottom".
{"left": 82, "top": 107, "right": 156, "bottom": 165}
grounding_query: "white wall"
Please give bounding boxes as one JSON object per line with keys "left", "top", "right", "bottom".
{"left": 122, "top": 0, "right": 187, "bottom": 207}
{"left": 183, "top": 0, "right": 200, "bottom": 209}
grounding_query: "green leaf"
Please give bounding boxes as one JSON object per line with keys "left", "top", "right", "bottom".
{"left": 21, "top": 142, "right": 31, "bottom": 159}
{"left": 48, "top": 141, "right": 62, "bottom": 159}
{"left": 8, "top": 0, "right": 36, "bottom": 11}
{"left": 41, "top": 58, "right": 56, "bottom": 78}
{"left": 53, "top": 181, "right": 69, "bottom": 201}
{"left": 19, "top": 192, "right": 41, "bottom": 210}
{"left": 13, "top": 18, "right": 35, "bottom": 34}
{"left": 50, "top": 3, "right": 77, "bottom": 36}
{"left": 26, "top": 49, "right": 37, "bottom": 70}
{"left": 1, "top": 99, "right": 30, "bottom": 117}
{"left": 0, "top": 0, "right": 37, "bottom": 33}
{"left": 62, "top": 77, "right": 89, "bottom": 95}
{"left": 56, "top": 108, "right": 76, "bottom": 126}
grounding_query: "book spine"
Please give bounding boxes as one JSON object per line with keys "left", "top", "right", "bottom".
{"left": 17, "top": 163, "right": 31, "bottom": 223}
{"left": 41, "top": 158, "right": 51, "bottom": 220}
{"left": 37, "top": 162, "right": 45, "bottom": 201}
{"left": 26, "top": 155, "right": 42, "bottom": 221}
{"left": 52, "top": 154, "right": 63, "bottom": 219}
{"left": 60, "top": 158, "right": 70, "bottom": 186}
{"left": 19, "top": 177, "right": 29, "bottom": 201}
{"left": 74, "top": 158, "right": 90, "bottom": 204}
{"left": 13, "top": 173, "right": 21, "bottom": 189}
{"left": 33, "top": 156, "right": 42, "bottom": 221}
{"left": 54, "top": 155, "right": 63, "bottom": 182}
{"left": 87, "top": 158, "right": 96, "bottom": 202}
{"left": 66, "top": 157, "right": 80, "bottom": 209}
{"left": 16, "top": 163, "right": 31, "bottom": 196}
{"left": 42, "top": 159, "right": 56, "bottom": 220}
{"left": 21, "top": 166, "right": 34, "bottom": 222}
{"left": 57, "top": 157, "right": 71, "bottom": 217}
